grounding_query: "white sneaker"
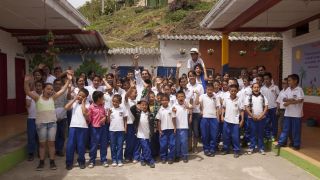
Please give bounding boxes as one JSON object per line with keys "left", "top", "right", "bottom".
{"left": 260, "top": 150, "right": 266, "bottom": 155}
{"left": 133, "top": 160, "right": 138, "bottom": 164}
{"left": 112, "top": 162, "right": 117, "bottom": 167}
{"left": 103, "top": 162, "right": 109, "bottom": 167}
{"left": 118, "top": 163, "right": 123, "bottom": 167}
{"left": 88, "top": 163, "right": 94, "bottom": 168}
{"left": 247, "top": 149, "right": 253, "bottom": 155}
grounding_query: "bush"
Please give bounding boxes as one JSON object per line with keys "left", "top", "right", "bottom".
{"left": 75, "top": 59, "right": 108, "bottom": 77}
{"left": 135, "top": 7, "right": 145, "bottom": 13}
{"left": 166, "top": 9, "right": 187, "bottom": 22}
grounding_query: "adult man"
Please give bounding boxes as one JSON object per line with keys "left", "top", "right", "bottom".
{"left": 187, "top": 48, "right": 206, "bottom": 72}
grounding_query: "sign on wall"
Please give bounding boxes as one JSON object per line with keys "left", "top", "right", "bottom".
{"left": 292, "top": 41, "right": 320, "bottom": 96}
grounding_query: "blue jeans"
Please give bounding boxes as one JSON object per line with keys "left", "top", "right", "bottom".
{"left": 135, "top": 138, "right": 155, "bottom": 164}
{"left": 110, "top": 131, "right": 124, "bottom": 163}
{"left": 159, "top": 129, "right": 175, "bottom": 161}
{"left": 265, "top": 108, "right": 277, "bottom": 139}
{"left": 223, "top": 121, "right": 240, "bottom": 153}
{"left": 125, "top": 124, "right": 138, "bottom": 160}
{"left": 249, "top": 118, "right": 266, "bottom": 151}
{"left": 89, "top": 125, "right": 107, "bottom": 164}
{"left": 216, "top": 121, "right": 224, "bottom": 144}
{"left": 175, "top": 129, "right": 188, "bottom": 160}
{"left": 200, "top": 118, "right": 218, "bottom": 153}
{"left": 27, "top": 118, "right": 38, "bottom": 154}
{"left": 278, "top": 117, "right": 301, "bottom": 147}
{"left": 66, "top": 127, "right": 88, "bottom": 166}
{"left": 55, "top": 118, "right": 67, "bottom": 152}
{"left": 244, "top": 112, "right": 250, "bottom": 143}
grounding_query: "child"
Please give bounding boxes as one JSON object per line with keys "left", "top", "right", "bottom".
{"left": 64, "top": 88, "right": 89, "bottom": 170}
{"left": 130, "top": 98, "right": 156, "bottom": 168}
{"left": 261, "top": 72, "right": 280, "bottom": 140}
{"left": 148, "top": 91, "right": 161, "bottom": 158}
{"left": 26, "top": 80, "right": 42, "bottom": 161}
{"left": 87, "top": 91, "right": 108, "bottom": 168}
{"left": 24, "top": 73, "right": 72, "bottom": 170}
{"left": 276, "top": 78, "right": 289, "bottom": 139}
{"left": 245, "top": 83, "right": 268, "bottom": 155}
{"left": 239, "top": 77, "right": 252, "bottom": 146}
{"left": 196, "top": 84, "right": 220, "bottom": 156}
{"left": 221, "top": 84, "right": 244, "bottom": 158}
{"left": 156, "top": 94, "right": 176, "bottom": 164}
{"left": 109, "top": 94, "right": 128, "bottom": 167}
{"left": 173, "top": 91, "right": 191, "bottom": 162}
{"left": 85, "top": 75, "right": 105, "bottom": 103}
{"left": 276, "top": 74, "right": 304, "bottom": 150}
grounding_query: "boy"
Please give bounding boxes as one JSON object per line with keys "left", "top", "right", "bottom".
{"left": 65, "top": 88, "right": 89, "bottom": 170}
{"left": 109, "top": 94, "right": 128, "bottom": 167}
{"left": 173, "top": 91, "right": 192, "bottom": 162}
{"left": 196, "top": 84, "right": 220, "bottom": 156}
{"left": 276, "top": 74, "right": 304, "bottom": 150}
{"left": 239, "top": 77, "right": 252, "bottom": 146}
{"left": 156, "top": 94, "right": 176, "bottom": 164}
{"left": 87, "top": 91, "right": 108, "bottom": 168}
{"left": 245, "top": 83, "right": 268, "bottom": 155}
{"left": 276, "top": 78, "right": 289, "bottom": 139}
{"left": 261, "top": 72, "right": 280, "bottom": 141}
{"left": 221, "top": 84, "right": 244, "bottom": 158}
{"left": 148, "top": 91, "right": 161, "bottom": 158}
{"left": 130, "top": 98, "right": 156, "bottom": 168}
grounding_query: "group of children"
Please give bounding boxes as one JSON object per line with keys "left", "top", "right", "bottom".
{"left": 24, "top": 55, "right": 304, "bottom": 171}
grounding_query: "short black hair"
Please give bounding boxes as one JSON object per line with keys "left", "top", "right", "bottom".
{"left": 79, "top": 88, "right": 89, "bottom": 97}
{"left": 176, "top": 90, "right": 185, "bottom": 97}
{"left": 92, "top": 91, "right": 104, "bottom": 103}
{"left": 93, "top": 75, "right": 101, "bottom": 80}
{"left": 54, "top": 66, "right": 62, "bottom": 72}
{"left": 229, "top": 84, "right": 239, "bottom": 90}
{"left": 263, "top": 72, "right": 272, "bottom": 79}
{"left": 161, "top": 94, "right": 170, "bottom": 101}
{"left": 53, "top": 78, "right": 62, "bottom": 84}
{"left": 206, "top": 83, "right": 214, "bottom": 88}
{"left": 288, "top": 74, "right": 300, "bottom": 84}
{"left": 112, "top": 94, "right": 122, "bottom": 102}
{"left": 188, "top": 70, "right": 196, "bottom": 77}
{"left": 157, "top": 92, "right": 164, "bottom": 98}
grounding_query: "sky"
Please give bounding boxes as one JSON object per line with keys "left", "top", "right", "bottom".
{"left": 68, "top": 0, "right": 90, "bottom": 8}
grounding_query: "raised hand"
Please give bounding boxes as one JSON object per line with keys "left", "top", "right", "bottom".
{"left": 24, "top": 74, "right": 32, "bottom": 82}
{"left": 176, "top": 61, "right": 182, "bottom": 68}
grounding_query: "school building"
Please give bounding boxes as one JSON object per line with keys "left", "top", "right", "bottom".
{"left": 200, "top": 0, "right": 320, "bottom": 174}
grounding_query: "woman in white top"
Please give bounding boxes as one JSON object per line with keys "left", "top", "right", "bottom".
{"left": 24, "top": 72, "right": 72, "bottom": 171}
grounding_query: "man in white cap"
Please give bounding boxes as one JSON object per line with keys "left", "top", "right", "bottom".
{"left": 187, "top": 48, "right": 206, "bottom": 71}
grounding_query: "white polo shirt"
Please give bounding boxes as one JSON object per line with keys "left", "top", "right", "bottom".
{"left": 245, "top": 94, "right": 268, "bottom": 117}
{"left": 156, "top": 106, "right": 175, "bottom": 130}
{"left": 173, "top": 102, "right": 189, "bottom": 129}
{"left": 284, "top": 86, "right": 304, "bottom": 118}
{"left": 261, "top": 84, "right": 279, "bottom": 109}
{"left": 170, "top": 94, "right": 177, "bottom": 106}
{"left": 109, "top": 106, "right": 128, "bottom": 131}
{"left": 199, "top": 93, "right": 220, "bottom": 118}
{"left": 276, "top": 89, "right": 286, "bottom": 109}
{"left": 223, "top": 97, "right": 243, "bottom": 124}
{"left": 103, "top": 92, "right": 114, "bottom": 110}
{"left": 137, "top": 111, "right": 150, "bottom": 139}
{"left": 70, "top": 101, "right": 90, "bottom": 128}
{"left": 187, "top": 83, "right": 204, "bottom": 113}
{"left": 85, "top": 85, "right": 105, "bottom": 103}
{"left": 122, "top": 98, "right": 136, "bottom": 124}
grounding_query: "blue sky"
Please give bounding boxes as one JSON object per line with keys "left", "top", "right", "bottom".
{"left": 68, "top": 0, "right": 89, "bottom": 8}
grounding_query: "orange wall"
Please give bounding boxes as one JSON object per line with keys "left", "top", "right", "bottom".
{"left": 199, "top": 40, "right": 282, "bottom": 85}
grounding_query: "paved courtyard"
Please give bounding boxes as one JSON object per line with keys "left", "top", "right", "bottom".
{"left": 0, "top": 150, "right": 317, "bottom": 180}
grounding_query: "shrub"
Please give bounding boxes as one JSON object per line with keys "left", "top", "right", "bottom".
{"left": 165, "top": 9, "right": 187, "bottom": 22}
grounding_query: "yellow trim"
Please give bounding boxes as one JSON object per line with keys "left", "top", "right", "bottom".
{"left": 222, "top": 33, "right": 229, "bottom": 66}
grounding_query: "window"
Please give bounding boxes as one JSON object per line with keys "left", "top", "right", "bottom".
{"left": 294, "top": 23, "right": 309, "bottom": 37}
{"left": 157, "top": 66, "right": 177, "bottom": 78}
{"left": 117, "top": 66, "right": 143, "bottom": 78}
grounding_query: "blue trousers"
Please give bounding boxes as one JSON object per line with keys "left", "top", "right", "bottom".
{"left": 134, "top": 138, "right": 155, "bottom": 164}
{"left": 89, "top": 125, "right": 107, "bottom": 164}
{"left": 216, "top": 121, "right": 224, "bottom": 144}
{"left": 175, "top": 129, "right": 188, "bottom": 160}
{"left": 110, "top": 131, "right": 124, "bottom": 163}
{"left": 27, "top": 118, "right": 38, "bottom": 154}
{"left": 278, "top": 117, "right": 301, "bottom": 147}
{"left": 159, "top": 129, "right": 175, "bottom": 161}
{"left": 151, "top": 131, "right": 160, "bottom": 158}
{"left": 55, "top": 118, "right": 67, "bottom": 152}
{"left": 265, "top": 108, "right": 277, "bottom": 139}
{"left": 249, "top": 118, "right": 266, "bottom": 150}
{"left": 201, "top": 118, "right": 218, "bottom": 153}
{"left": 191, "top": 113, "right": 201, "bottom": 138}
{"left": 244, "top": 113, "right": 250, "bottom": 143}
{"left": 125, "top": 124, "right": 138, "bottom": 160}
{"left": 223, "top": 121, "right": 240, "bottom": 153}
{"left": 66, "top": 127, "right": 88, "bottom": 166}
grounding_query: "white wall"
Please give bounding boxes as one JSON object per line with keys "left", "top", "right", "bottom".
{"left": 107, "top": 54, "right": 159, "bottom": 71}
{"left": 160, "top": 39, "right": 199, "bottom": 75}
{"left": 0, "top": 29, "right": 24, "bottom": 99}
{"left": 282, "top": 19, "right": 320, "bottom": 104}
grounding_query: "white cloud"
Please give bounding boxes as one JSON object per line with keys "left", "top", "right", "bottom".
{"left": 68, "top": 0, "right": 90, "bottom": 8}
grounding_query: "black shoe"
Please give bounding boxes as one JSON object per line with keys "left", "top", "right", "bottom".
{"left": 175, "top": 157, "right": 180, "bottom": 162}
{"left": 183, "top": 159, "right": 188, "bottom": 163}
{"left": 293, "top": 146, "right": 300, "bottom": 150}
{"left": 209, "top": 152, "right": 215, "bottom": 157}
{"left": 66, "top": 165, "right": 73, "bottom": 170}
{"left": 50, "top": 160, "right": 57, "bottom": 170}
{"left": 204, "top": 152, "right": 211, "bottom": 157}
{"left": 28, "top": 154, "right": 34, "bottom": 161}
{"left": 161, "top": 160, "right": 166, "bottom": 164}
{"left": 36, "top": 160, "right": 44, "bottom": 171}
{"left": 168, "top": 160, "right": 173, "bottom": 164}
{"left": 234, "top": 154, "right": 240, "bottom": 158}
{"left": 149, "top": 163, "right": 155, "bottom": 168}
{"left": 221, "top": 151, "right": 228, "bottom": 155}
{"left": 56, "top": 151, "right": 64, "bottom": 157}
{"left": 141, "top": 161, "right": 146, "bottom": 166}
{"left": 79, "top": 163, "right": 86, "bottom": 169}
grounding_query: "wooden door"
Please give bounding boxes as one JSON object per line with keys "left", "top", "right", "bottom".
{"left": 0, "top": 53, "right": 7, "bottom": 115}
{"left": 15, "top": 58, "right": 26, "bottom": 114}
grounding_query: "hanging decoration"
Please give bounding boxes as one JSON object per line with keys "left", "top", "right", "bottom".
{"left": 239, "top": 50, "right": 247, "bottom": 56}
{"left": 207, "top": 48, "right": 214, "bottom": 55}
{"left": 255, "top": 41, "right": 275, "bottom": 52}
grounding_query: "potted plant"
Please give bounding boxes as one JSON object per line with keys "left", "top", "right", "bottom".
{"left": 207, "top": 48, "right": 214, "bottom": 55}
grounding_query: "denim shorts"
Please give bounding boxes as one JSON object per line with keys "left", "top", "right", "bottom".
{"left": 36, "top": 122, "right": 57, "bottom": 142}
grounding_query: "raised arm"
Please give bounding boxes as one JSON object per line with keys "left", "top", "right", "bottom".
{"left": 53, "top": 74, "right": 72, "bottom": 100}
{"left": 175, "top": 62, "right": 182, "bottom": 87}
{"left": 65, "top": 96, "right": 77, "bottom": 110}
{"left": 24, "top": 75, "right": 39, "bottom": 102}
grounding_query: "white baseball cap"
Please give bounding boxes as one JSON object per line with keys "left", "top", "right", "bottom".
{"left": 190, "top": 48, "right": 199, "bottom": 54}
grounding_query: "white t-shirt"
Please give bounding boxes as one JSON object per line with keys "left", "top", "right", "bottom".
{"left": 137, "top": 111, "right": 150, "bottom": 139}
{"left": 173, "top": 102, "right": 189, "bottom": 129}
{"left": 134, "top": 69, "right": 144, "bottom": 100}
{"left": 284, "top": 86, "right": 304, "bottom": 118}
{"left": 177, "top": 87, "right": 193, "bottom": 103}
{"left": 223, "top": 97, "right": 243, "bottom": 124}
{"left": 237, "top": 79, "right": 244, "bottom": 90}
{"left": 103, "top": 92, "right": 114, "bottom": 110}
{"left": 261, "top": 84, "right": 280, "bottom": 109}
{"left": 187, "top": 58, "right": 204, "bottom": 70}
{"left": 220, "top": 90, "right": 230, "bottom": 102}
{"left": 45, "top": 74, "right": 56, "bottom": 84}
{"left": 26, "top": 95, "right": 36, "bottom": 119}
{"left": 170, "top": 94, "right": 177, "bottom": 106}
{"left": 187, "top": 83, "right": 204, "bottom": 113}
{"left": 113, "top": 88, "right": 126, "bottom": 97}
{"left": 85, "top": 85, "right": 105, "bottom": 103}
{"left": 199, "top": 93, "right": 220, "bottom": 118}
{"left": 123, "top": 98, "right": 136, "bottom": 124}
{"left": 70, "top": 101, "right": 90, "bottom": 128}
{"left": 276, "top": 89, "right": 286, "bottom": 109}
{"left": 109, "top": 106, "right": 128, "bottom": 131}
{"left": 156, "top": 106, "right": 175, "bottom": 130}
{"left": 244, "top": 94, "right": 268, "bottom": 117}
